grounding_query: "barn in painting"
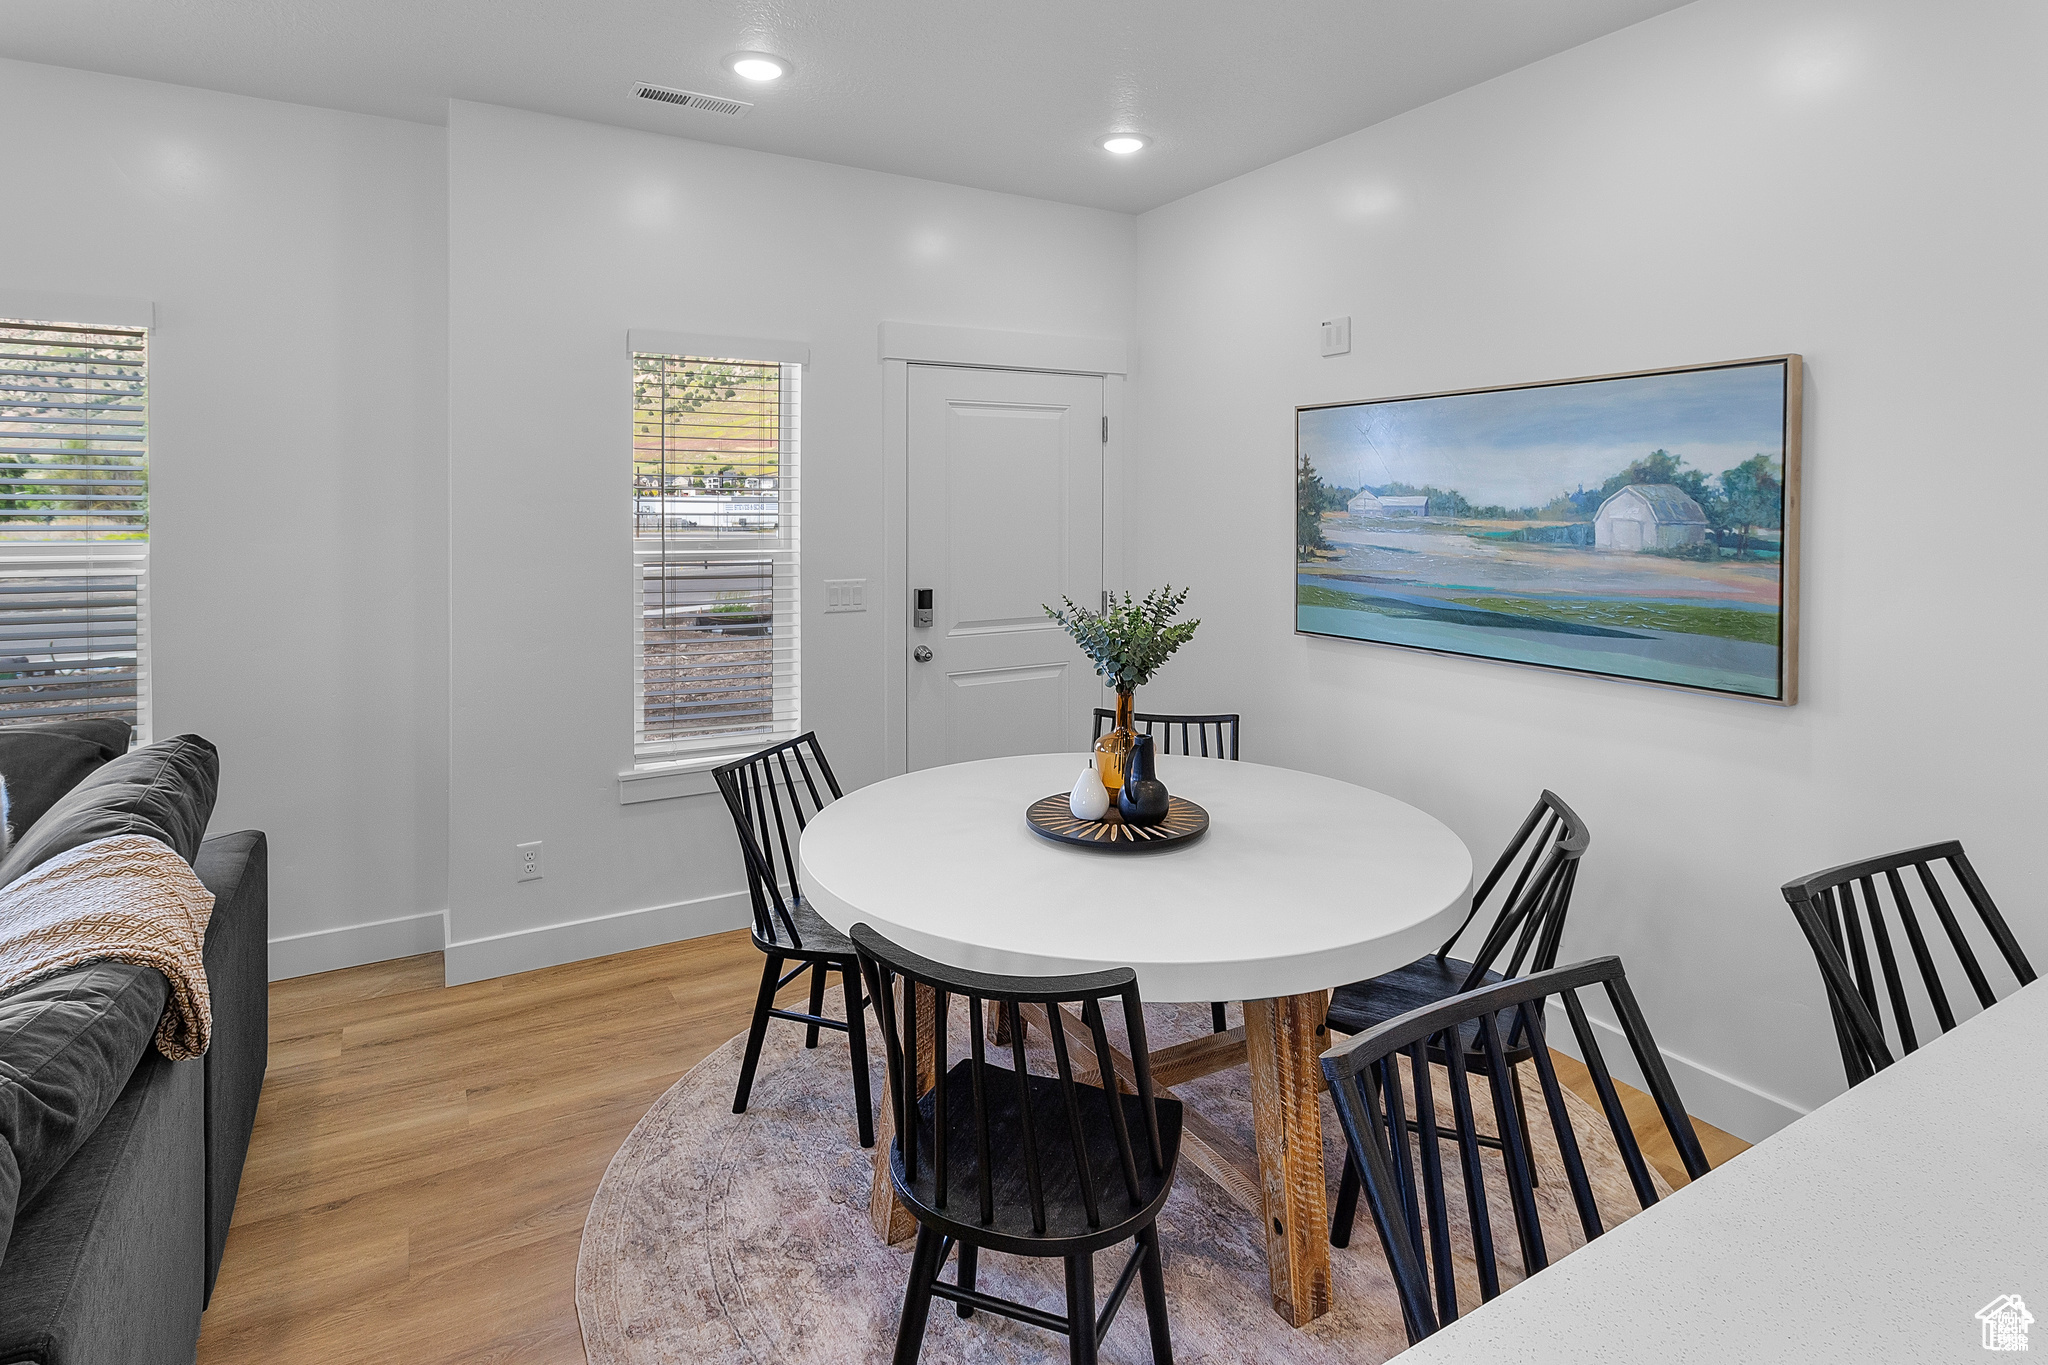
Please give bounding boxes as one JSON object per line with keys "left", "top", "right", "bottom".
{"left": 1593, "top": 483, "right": 1709, "bottom": 551}
{"left": 1347, "top": 490, "right": 1430, "bottom": 517}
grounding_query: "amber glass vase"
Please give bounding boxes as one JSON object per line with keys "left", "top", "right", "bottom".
{"left": 1094, "top": 688, "right": 1137, "bottom": 796}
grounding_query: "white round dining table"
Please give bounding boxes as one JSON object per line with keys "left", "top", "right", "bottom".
{"left": 799, "top": 752, "right": 1473, "bottom": 1002}
{"left": 798, "top": 751, "right": 1474, "bottom": 1327}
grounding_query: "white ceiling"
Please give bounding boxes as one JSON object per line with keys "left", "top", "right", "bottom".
{"left": 0, "top": 0, "right": 1691, "bottom": 213}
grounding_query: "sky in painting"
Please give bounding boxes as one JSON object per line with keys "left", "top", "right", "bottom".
{"left": 1299, "top": 363, "right": 1788, "bottom": 507}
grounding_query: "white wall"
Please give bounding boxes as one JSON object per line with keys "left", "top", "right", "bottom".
{"left": 0, "top": 58, "right": 451, "bottom": 972}
{"left": 443, "top": 101, "right": 1134, "bottom": 982}
{"left": 1130, "top": 0, "right": 2048, "bottom": 1136}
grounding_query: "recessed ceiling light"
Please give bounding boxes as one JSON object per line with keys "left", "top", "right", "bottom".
{"left": 1101, "top": 135, "right": 1147, "bottom": 155}
{"left": 725, "top": 51, "right": 791, "bottom": 82}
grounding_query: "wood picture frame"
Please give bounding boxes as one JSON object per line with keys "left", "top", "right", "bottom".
{"left": 1296, "top": 355, "right": 1802, "bottom": 704}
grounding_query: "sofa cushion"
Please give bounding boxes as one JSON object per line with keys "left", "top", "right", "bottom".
{"left": 0, "top": 961, "right": 167, "bottom": 1263}
{"left": 0, "top": 1048, "right": 204, "bottom": 1365}
{"left": 0, "top": 736, "right": 217, "bottom": 890}
{"left": 0, "top": 720, "right": 134, "bottom": 847}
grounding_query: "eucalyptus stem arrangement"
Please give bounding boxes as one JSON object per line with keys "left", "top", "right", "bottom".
{"left": 1044, "top": 586, "right": 1200, "bottom": 690}
{"left": 1044, "top": 586, "right": 1200, "bottom": 792}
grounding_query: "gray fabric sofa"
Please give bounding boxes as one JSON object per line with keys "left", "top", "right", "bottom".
{"left": 0, "top": 729, "right": 268, "bottom": 1365}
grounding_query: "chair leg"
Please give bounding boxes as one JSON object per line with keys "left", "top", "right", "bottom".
{"left": 955, "top": 1239, "right": 978, "bottom": 1318}
{"left": 732, "top": 952, "right": 782, "bottom": 1115}
{"left": 1210, "top": 1002, "right": 1228, "bottom": 1033}
{"left": 1331, "top": 1150, "right": 1360, "bottom": 1247}
{"left": 1136, "top": 1224, "right": 1175, "bottom": 1365}
{"left": 805, "top": 961, "right": 829, "bottom": 1048}
{"left": 1065, "top": 1252, "right": 1099, "bottom": 1365}
{"left": 843, "top": 961, "right": 874, "bottom": 1148}
{"left": 989, "top": 997, "right": 1012, "bottom": 1045}
{"left": 893, "top": 1226, "right": 945, "bottom": 1365}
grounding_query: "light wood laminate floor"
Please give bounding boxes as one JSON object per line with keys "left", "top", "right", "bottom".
{"left": 196, "top": 931, "right": 1749, "bottom": 1363}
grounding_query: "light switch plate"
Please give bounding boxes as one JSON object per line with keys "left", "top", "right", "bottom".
{"left": 824, "top": 578, "right": 867, "bottom": 613}
{"left": 1321, "top": 316, "right": 1352, "bottom": 357}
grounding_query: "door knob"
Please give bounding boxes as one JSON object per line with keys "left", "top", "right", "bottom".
{"left": 913, "top": 646, "right": 933, "bottom": 662}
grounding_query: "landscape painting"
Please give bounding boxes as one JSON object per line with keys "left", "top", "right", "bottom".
{"left": 1296, "top": 356, "right": 1801, "bottom": 702}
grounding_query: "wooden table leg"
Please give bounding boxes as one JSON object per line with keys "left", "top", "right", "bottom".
{"left": 1243, "top": 993, "right": 1334, "bottom": 1326}
{"left": 869, "top": 980, "right": 935, "bottom": 1245}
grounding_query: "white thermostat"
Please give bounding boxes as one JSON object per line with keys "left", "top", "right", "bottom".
{"left": 1321, "top": 316, "right": 1352, "bottom": 357}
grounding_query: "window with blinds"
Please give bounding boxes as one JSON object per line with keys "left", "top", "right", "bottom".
{"left": 632, "top": 352, "right": 798, "bottom": 757}
{"left": 0, "top": 320, "right": 148, "bottom": 736}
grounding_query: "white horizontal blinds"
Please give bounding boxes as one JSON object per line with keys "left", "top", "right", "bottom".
{"left": 0, "top": 321, "right": 146, "bottom": 539}
{"left": 637, "top": 557, "right": 778, "bottom": 740}
{"left": 0, "top": 320, "right": 148, "bottom": 734}
{"left": 632, "top": 354, "right": 799, "bottom": 754}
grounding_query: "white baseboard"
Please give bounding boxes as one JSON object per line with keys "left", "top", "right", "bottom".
{"left": 442, "top": 889, "right": 752, "bottom": 986}
{"left": 268, "top": 910, "right": 448, "bottom": 981}
{"left": 264, "top": 893, "right": 755, "bottom": 988}
{"left": 1545, "top": 1001, "right": 1808, "bottom": 1144}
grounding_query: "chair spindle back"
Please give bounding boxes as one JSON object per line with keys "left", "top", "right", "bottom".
{"left": 1322, "top": 955, "right": 1708, "bottom": 1345}
{"left": 1091, "top": 708, "right": 1240, "bottom": 761}
{"left": 852, "top": 923, "right": 1168, "bottom": 1236}
{"left": 1435, "top": 790, "right": 1589, "bottom": 991}
{"left": 1782, "top": 840, "right": 2034, "bottom": 1086}
{"left": 712, "top": 733, "right": 844, "bottom": 948}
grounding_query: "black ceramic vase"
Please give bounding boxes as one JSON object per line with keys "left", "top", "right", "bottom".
{"left": 1119, "top": 734, "right": 1171, "bottom": 826}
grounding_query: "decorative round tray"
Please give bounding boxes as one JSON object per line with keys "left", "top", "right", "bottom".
{"left": 1025, "top": 792, "right": 1210, "bottom": 851}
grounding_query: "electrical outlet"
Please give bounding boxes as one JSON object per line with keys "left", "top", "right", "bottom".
{"left": 515, "top": 840, "right": 543, "bottom": 883}
{"left": 1321, "top": 315, "right": 1352, "bottom": 357}
{"left": 824, "top": 578, "right": 867, "bottom": 613}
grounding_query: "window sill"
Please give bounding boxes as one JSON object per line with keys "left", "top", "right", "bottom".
{"left": 617, "top": 737, "right": 794, "bottom": 804}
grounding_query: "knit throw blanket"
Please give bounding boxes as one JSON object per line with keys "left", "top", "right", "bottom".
{"left": 0, "top": 834, "right": 216, "bottom": 1060}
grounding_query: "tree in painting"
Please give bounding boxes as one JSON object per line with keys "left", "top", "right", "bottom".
{"left": 1297, "top": 452, "right": 1333, "bottom": 559}
{"left": 1717, "top": 454, "right": 1783, "bottom": 556}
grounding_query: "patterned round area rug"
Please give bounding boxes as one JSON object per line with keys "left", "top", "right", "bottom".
{"left": 576, "top": 990, "right": 1668, "bottom": 1364}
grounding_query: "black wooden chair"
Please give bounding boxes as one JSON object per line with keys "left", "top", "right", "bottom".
{"left": 1782, "top": 840, "right": 2035, "bottom": 1089}
{"left": 1093, "top": 707, "right": 1239, "bottom": 1033}
{"left": 1323, "top": 955, "right": 1709, "bottom": 1346}
{"left": 853, "top": 923, "right": 1182, "bottom": 1365}
{"left": 1324, "top": 790, "right": 1588, "bottom": 1222}
{"left": 1328, "top": 791, "right": 1589, "bottom": 1043}
{"left": 713, "top": 733, "right": 873, "bottom": 1148}
{"left": 1091, "top": 707, "right": 1239, "bottom": 762}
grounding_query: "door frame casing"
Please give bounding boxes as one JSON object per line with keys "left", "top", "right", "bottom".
{"left": 880, "top": 322, "right": 1128, "bottom": 779}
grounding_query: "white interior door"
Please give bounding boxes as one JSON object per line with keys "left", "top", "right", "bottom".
{"left": 907, "top": 365, "right": 1103, "bottom": 770}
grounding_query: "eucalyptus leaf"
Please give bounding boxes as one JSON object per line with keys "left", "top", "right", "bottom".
{"left": 1043, "top": 586, "right": 1200, "bottom": 691}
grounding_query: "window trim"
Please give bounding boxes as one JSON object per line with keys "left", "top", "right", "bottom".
{"left": 628, "top": 330, "right": 808, "bottom": 369}
{"left": 615, "top": 743, "right": 780, "bottom": 803}
{"left": 0, "top": 290, "right": 152, "bottom": 334}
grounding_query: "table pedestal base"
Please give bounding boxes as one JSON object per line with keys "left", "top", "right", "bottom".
{"left": 1243, "top": 994, "right": 1335, "bottom": 1326}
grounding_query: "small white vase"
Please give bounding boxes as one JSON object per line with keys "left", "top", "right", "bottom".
{"left": 1069, "top": 758, "right": 1112, "bottom": 821}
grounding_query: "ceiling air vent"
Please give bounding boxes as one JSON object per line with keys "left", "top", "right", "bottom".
{"left": 631, "top": 82, "right": 752, "bottom": 118}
